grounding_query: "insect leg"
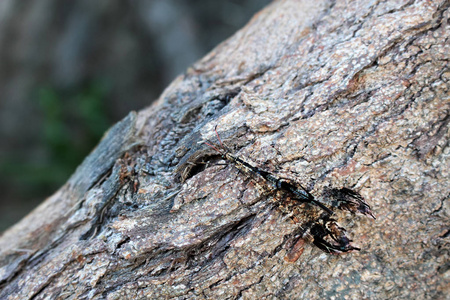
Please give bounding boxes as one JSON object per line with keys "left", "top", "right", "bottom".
{"left": 324, "top": 187, "right": 375, "bottom": 218}
{"left": 273, "top": 177, "right": 334, "bottom": 215}
{"left": 309, "top": 216, "right": 360, "bottom": 254}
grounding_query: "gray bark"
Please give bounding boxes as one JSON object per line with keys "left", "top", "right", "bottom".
{"left": 1, "top": 0, "right": 449, "bottom": 299}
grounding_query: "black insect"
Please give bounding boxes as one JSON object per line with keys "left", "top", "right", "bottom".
{"left": 203, "top": 126, "right": 375, "bottom": 254}
{"left": 204, "top": 127, "right": 332, "bottom": 215}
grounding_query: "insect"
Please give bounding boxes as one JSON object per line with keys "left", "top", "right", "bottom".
{"left": 204, "top": 127, "right": 333, "bottom": 214}
{"left": 203, "top": 126, "right": 375, "bottom": 254}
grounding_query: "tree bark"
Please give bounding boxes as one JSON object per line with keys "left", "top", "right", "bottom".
{"left": 1, "top": 0, "right": 449, "bottom": 299}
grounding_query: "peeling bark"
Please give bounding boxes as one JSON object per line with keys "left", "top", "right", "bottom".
{"left": 1, "top": 0, "right": 449, "bottom": 299}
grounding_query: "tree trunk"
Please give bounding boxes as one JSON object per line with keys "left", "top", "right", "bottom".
{"left": 1, "top": 0, "right": 449, "bottom": 299}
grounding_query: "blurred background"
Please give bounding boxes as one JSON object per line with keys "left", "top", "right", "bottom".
{"left": 0, "top": 0, "right": 271, "bottom": 232}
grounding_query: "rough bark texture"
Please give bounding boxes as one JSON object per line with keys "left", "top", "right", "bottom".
{"left": 1, "top": 0, "right": 449, "bottom": 299}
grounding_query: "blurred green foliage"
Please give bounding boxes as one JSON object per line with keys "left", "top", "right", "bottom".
{"left": 40, "top": 82, "right": 111, "bottom": 163}
{"left": 0, "top": 81, "right": 112, "bottom": 201}
{"left": 38, "top": 81, "right": 112, "bottom": 184}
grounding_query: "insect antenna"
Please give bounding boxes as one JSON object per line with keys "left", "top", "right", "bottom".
{"left": 203, "top": 125, "right": 229, "bottom": 157}
{"left": 204, "top": 140, "right": 222, "bottom": 154}
{"left": 214, "top": 125, "right": 225, "bottom": 149}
